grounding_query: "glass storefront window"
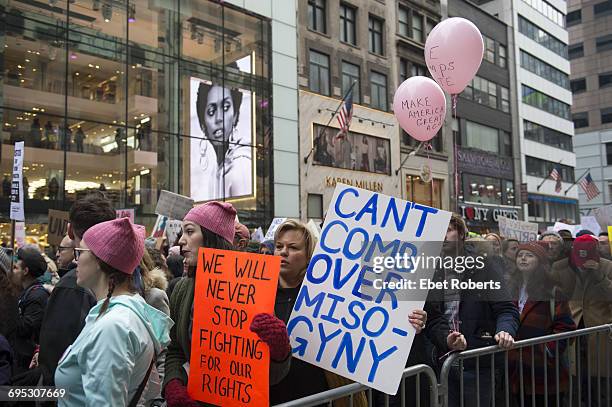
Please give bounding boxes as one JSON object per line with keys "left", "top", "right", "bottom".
{"left": 1, "top": 0, "right": 274, "bottom": 239}
{"left": 406, "top": 176, "right": 442, "bottom": 208}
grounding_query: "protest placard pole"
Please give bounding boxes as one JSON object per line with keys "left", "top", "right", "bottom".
{"left": 564, "top": 168, "right": 590, "bottom": 195}
{"left": 303, "top": 80, "right": 356, "bottom": 165}
{"left": 9, "top": 220, "right": 15, "bottom": 271}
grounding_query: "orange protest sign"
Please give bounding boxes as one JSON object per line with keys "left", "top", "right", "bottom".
{"left": 188, "top": 248, "right": 280, "bottom": 407}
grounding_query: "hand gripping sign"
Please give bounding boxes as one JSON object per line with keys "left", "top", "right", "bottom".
{"left": 188, "top": 249, "right": 280, "bottom": 407}
{"left": 287, "top": 184, "right": 451, "bottom": 395}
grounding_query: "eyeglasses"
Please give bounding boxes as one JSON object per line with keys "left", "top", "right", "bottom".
{"left": 73, "top": 248, "right": 91, "bottom": 260}
{"left": 58, "top": 246, "right": 72, "bottom": 252}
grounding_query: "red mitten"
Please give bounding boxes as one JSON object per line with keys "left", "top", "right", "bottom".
{"left": 164, "top": 379, "right": 200, "bottom": 407}
{"left": 250, "top": 313, "right": 290, "bottom": 361}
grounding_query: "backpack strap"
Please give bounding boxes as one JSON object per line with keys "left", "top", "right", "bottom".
{"left": 128, "top": 354, "right": 156, "bottom": 407}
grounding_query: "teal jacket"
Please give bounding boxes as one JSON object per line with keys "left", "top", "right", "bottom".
{"left": 55, "top": 294, "right": 173, "bottom": 407}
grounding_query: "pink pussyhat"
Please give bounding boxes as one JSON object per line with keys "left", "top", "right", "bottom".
{"left": 83, "top": 217, "right": 145, "bottom": 275}
{"left": 183, "top": 201, "right": 237, "bottom": 244}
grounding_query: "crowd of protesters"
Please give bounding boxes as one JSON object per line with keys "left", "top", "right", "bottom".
{"left": 0, "top": 193, "right": 611, "bottom": 407}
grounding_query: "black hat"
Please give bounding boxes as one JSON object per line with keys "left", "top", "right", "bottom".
{"left": 17, "top": 247, "right": 47, "bottom": 278}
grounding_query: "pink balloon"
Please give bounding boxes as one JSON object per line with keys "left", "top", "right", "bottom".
{"left": 393, "top": 76, "right": 446, "bottom": 142}
{"left": 425, "top": 17, "right": 484, "bottom": 94}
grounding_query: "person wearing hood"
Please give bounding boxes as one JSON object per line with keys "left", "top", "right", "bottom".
{"left": 55, "top": 217, "right": 173, "bottom": 407}
{"left": 163, "top": 202, "right": 291, "bottom": 407}
{"left": 11, "top": 246, "right": 50, "bottom": 375}
{"left": 508, "top": 242, "right": 575, "bottom": 406}
{"left": 259, "top": 239, "right": 274, "bottom": 255}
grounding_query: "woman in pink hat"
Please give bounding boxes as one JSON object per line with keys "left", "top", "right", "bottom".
{"left": 163, "top": 201, "right": 291, "bottom": 407}
{"left": 55, "top": 217, "right": 173, "bottom": 406}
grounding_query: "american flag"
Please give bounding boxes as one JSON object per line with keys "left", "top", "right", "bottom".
{"left": 337, "top": 87, "right": 354, "bottom": 137}
{"left": 579, "top": 172, "right": 600, "bottom": 201}
{"left": 549, "top": 165, "right": 562, "bottom": 193}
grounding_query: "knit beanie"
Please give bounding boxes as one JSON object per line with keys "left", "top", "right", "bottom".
{"left": 234, "top": 222, "right": 250, "bottom": 241}
{"left": 517, "top": 241, "right": 550, "bottom": 265}
{"left": 83, "top": 217, "right": 145, "bottom": 275}
{"left": 183, "top": 201, "right": 237, "bottom": 244}
{"left": 539, "top": 231, "right": 562, "bottom": 240}
{"left": 571, "top": 234, "right": 600, "bottom": 268}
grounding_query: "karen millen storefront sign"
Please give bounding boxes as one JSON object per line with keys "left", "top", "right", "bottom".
{"left": 324, "top": 177, "right": 383, "bottom": 193}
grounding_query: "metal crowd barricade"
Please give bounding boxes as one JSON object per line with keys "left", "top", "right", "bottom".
{"left": 272, "top": 364, "right": 439, "bottom": 407}
{"left": 439, "top": 324, "right": 612, "bottom": 407}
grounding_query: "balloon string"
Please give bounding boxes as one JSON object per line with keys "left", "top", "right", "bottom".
{"left": 452, "top": 94, "right": 459, "bottom": 213}
{"left": 425, "top": 142, "right": 434, "bottom": 202}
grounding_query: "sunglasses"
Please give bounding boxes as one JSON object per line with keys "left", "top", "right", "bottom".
{"left": 73, "top": 248, "right": 91, "bottom": 260}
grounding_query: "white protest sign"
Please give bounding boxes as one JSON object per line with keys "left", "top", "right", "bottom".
{"left": 498, "top": 217, "right": 538, "bottom": 242}
{"left": 307, "top": 219, "right": 322, "bottom": 241}
{"left": 593, "top": 205, "right": 612, "bottom": 230}
{"left": 10, "top": 142, "right": 25, "bottom": 221}
{"left": 264, "top": 218, "right": 287, "bottom": 240}
{"left": 580, "top": 216, "right": 602, "bottom": 236}
{"left": 553, "top": 222, "right": 581, "bottom": 237}
{"left": 155, "top": 190, "right": 194, "bottom": 220}
{"left": 287, "top": 184, "right": 451, "bottom": 394}
{"left": 116, "top": 208, "right": 135, "bottom": 223}
{"left": 165, "top": 220, "right": 183, "bottom": 246}
{"left": 15, "top": 221, "right": 26, "bottom": 247}
{"left": 251, "top": 227, "right": 265, "bottom": 243}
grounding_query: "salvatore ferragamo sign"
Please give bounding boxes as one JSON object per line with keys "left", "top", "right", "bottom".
{"left": 457, "top": 147, "right": 514, "bottom": 180}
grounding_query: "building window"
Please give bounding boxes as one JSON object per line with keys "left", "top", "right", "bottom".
{"left": 602, "top": 107, "right": 612, "bottom": 124}
{"left": 522, "top": 85, "right": 571, "bottom": 119}
{"left": 307, "top": 194, "right": 323, "bottom": 219}
{"left": 465, "top": 121, "right": 499, "bottom": 154}
{"left": 566, "top": 9, "right": 582, "bottom": 26}
{"left": 370, "top": 71, "right": 387, "bottom": 110}
{"left": 522, "top": 0, "right": 566, "bottom": 27}
{"left": 463, "top": 174, "right": 504, "bottom": 205}
{"left": 369, "top": 16, "right": 384, "bottom": 55}
{"left": 406, "top": 176, "right": 442, "bottom": 208}
{"left": 484, "top": 35, "right": 496, "bottom": 64}
{"left": 411, "top": 63, "right": 427, "bottom": 77}
{"left": 398, "top": 7, "right": 409, "bottom": 37}
{"left": 412, "top": 12, "right": 424, "bottom": 43}
{"left": 309, "top": 50, "right": 330, "bottom": 95}
{"left": 526, "top": 156, "right": 575, "bottom": 182}
{"left": 572, "top": 112, "right": 589, "bottom": 129}
{"left": 498, "top": 44, "right": 507, "bottom": 68}
{"left": 594, "top": 0, "right": 612, "bottom": 17}
{"left": 340, "top": 4, "right": 357, "bottom": 45}
{"left": 520, "top": 50, "right": 570, "bottom": 89}
{"left": 341, "top": 61, "right": 360, "bottom": 103}
{"left": 571, "top": 78, "right": 587, "bottom": 93}
{"left": 501, "top": 86, "right": 510, "bottom": 113}
{"left": 463, "top": 76, "right": 504, "bottom": 111}
{"left": 568, "top": 43, "right": 584, "bottom": 59}
{"left": 308, "top": 0, "right": 327, "bottom": 33}
{"left": 524, "top": 120, "right": 573, "bottom": 151}
{"left": 518, "top": 16, "right": 568, "bottom": 58}
{"left": 596, "top": 34, "right": 612, "bottom": 52}
{"left": 400, "top": 58, "right": 409, "bottom": 83}
{"left": 600, "top": 72, "right": 612, "bottom": 88}
{"left": 606, "top": 142, "right": 612, "bottom": 165}
{"left": 503, "top": 131, "right": 513, "bottom": 157}
{"left": 426, "top": 18, "right": 436, "bottom": 38}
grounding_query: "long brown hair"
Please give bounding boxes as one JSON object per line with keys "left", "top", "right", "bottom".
{"left": 510, "top": 252, "right": 554, "bottom": 301}
{"left": 96, "top": 260, "right": 136, "bottom": 320}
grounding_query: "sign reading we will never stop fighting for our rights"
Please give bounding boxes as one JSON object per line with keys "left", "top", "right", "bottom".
{"left": 188, "top": 249, "right": 280, "bottom": 407}
{"left": 287, "top": 184, "right": 451, "bottom": 395}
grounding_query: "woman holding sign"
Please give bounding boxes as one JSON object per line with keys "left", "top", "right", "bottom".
{"left": 163, "top": 202, "right": 291, "bottom": 407}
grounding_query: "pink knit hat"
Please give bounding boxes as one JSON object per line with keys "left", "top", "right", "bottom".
{"left": 183, "top": 201, "right": 237, "bottom": 244}
{"left": 83, "top": 217, "right": 145, "bottom": 275}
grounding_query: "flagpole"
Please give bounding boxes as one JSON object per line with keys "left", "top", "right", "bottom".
{"left": 303, "top": 80, "right": 357, "bottom": 164}
{"left": 536, "top": 159, "right": 563, "bottom": 191}
{"left": 564, "top": 167, "right": 590, "bottom": 195}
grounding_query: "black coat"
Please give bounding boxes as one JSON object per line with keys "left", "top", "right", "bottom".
{"left": 13, "top": 281, "right": 49, "bottom": 375}
{"left": 37, "top": 268, "right": 96, "bottom": 384}
{"left": 430, "top": 252, "right": 519, "bottom": 368}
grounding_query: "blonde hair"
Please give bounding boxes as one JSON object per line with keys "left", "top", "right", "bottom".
{"left": 274, "top": 219, "right": 317, "bottom": 261}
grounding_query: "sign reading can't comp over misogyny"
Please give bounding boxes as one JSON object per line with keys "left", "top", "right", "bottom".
{"left": 287, "top": 184, "right": 451, "bottom": 395}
